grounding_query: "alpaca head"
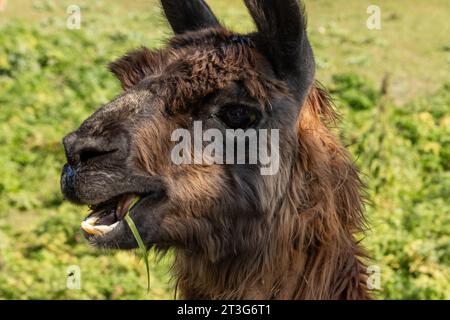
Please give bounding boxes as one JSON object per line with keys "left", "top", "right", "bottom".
{"left": 60, "top": 0, "right": 315, "bottom": 260}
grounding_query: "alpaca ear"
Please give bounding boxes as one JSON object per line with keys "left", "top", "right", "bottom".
{"left": 244, "top": 0, "right": 315, "bottom": 91}
{"left": 109, "top": 48, "right": 157, "bottom": 90}
{"left": 160, "top": 0, "right": 221, "bottom": 34}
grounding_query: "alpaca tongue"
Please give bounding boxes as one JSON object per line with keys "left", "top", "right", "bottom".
{"left": 116, "top": 194, "right": 136, "bottom": 220}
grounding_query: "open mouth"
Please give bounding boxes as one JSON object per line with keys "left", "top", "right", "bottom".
{"left": 81, "top": 194, "right": 141, "bottom": 237}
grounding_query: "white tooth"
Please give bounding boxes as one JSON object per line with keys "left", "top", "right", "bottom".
{"left": 85, "top": 216, "right": 99, "bottom": 225}
{"left": 109, "top": 221, "right": 119, "bottom": 229}
{"left": 81, "top": 217, "right": 119, "bottom": 236}
{"left": 93, "top": 224, "right": 114, "bottom": 235}
{"left": 81, "top": 221, "right": 98, "bottom": 235}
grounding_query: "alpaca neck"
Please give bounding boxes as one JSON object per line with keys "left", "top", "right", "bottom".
{"left": 174, "top": 85, "right": 370, "bottom": 299}
{"left": 173, "top": 216, "right": 370, "bottom": 300}
{"left": 173, "top": 184, "right": 370, "bottom": 300}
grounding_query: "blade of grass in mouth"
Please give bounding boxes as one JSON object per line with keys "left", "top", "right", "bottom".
{"left": 124, "top": 196, "right": 150, "bottom": 293}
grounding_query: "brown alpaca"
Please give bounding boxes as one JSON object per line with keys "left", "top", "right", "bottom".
{"left": 61, "top": 0, "right": 371, "bottom": 299}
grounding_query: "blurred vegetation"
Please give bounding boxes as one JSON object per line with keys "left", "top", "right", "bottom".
{"left": 0, "top": 0, "right": 449, "bottom": 299}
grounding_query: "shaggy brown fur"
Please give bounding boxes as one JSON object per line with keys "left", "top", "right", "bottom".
{"left": 61, "top": 0, "right": 371, "bottom": 300}
{"left": 171, "top": 84, "right": 370, "bottom": 299}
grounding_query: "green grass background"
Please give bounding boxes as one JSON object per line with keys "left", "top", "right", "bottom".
{"left": 0, "top": 0, "right": 449, "bottom": 299}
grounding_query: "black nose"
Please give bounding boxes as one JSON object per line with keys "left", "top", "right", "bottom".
{"left": 61, "top": 163, "right": 77, "bottom": 202}
{"left": 63, "top": 132, "right": 118, "bottom": 166}
{"left": 63, "top": 163, "right": 76, "bottom": 177}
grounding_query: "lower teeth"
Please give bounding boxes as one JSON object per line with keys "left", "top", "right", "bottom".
{"left": 81, "top": 195, "right": 141, "bottom": 236}
{"left": 81, "top": 217, "right": 119, "bottom": 235}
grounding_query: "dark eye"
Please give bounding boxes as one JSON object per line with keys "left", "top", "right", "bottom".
{"left": 218, "top": 104, "right": 261, "bottom": 129}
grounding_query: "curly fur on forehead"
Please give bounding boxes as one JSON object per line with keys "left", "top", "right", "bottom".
{"left": 109, "top": 28, "right": 289, "bottom": 113}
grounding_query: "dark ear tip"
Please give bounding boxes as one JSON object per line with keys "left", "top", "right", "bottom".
{"left": 161, "top": 0, "right": 221, "bottom": 34}
{"left": 300, "top": 1, "right": 308, "bottom": 29}
{"left": 244, "top": 0, "right": 314, "bottom": 86}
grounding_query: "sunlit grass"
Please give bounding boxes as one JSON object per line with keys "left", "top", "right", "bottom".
{"left": 0, "top": 0, "right": 448, "bottom": 299}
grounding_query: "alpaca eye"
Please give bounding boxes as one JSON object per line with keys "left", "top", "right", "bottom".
{"left": 218, "top": 104, "right": 260, "bottom": 129}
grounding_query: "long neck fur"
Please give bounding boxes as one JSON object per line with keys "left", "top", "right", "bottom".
{"left": 173, "top": 84, "right": 371, "bottom": 300}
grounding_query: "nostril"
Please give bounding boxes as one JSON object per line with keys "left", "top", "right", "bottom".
{"left": 63, "top": 163, "right": 75, "bottom": 177}
{"left": 79, "top": 147, "right": 117, "bottom": 163}
{"left": 61, "top": 163, "right": 77, "bottom": 201}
